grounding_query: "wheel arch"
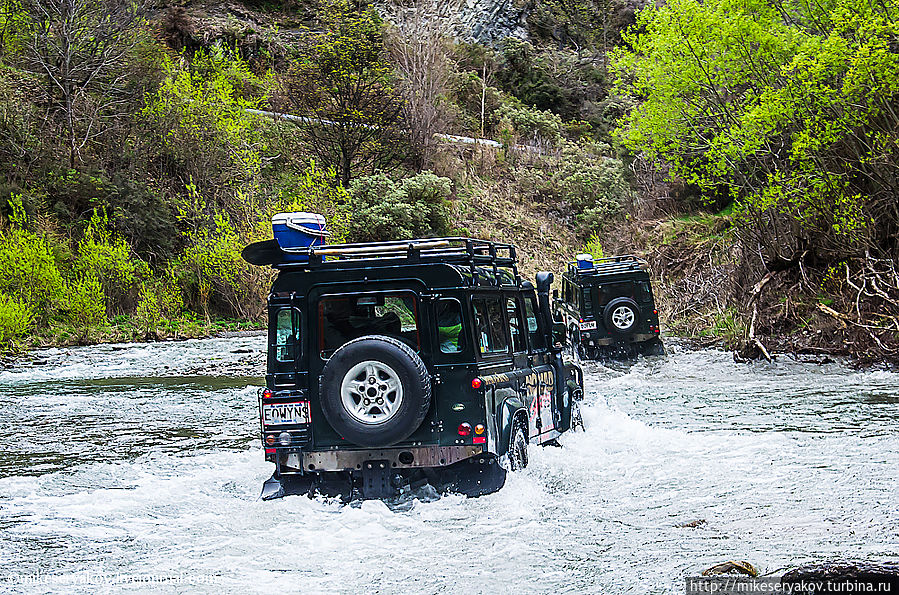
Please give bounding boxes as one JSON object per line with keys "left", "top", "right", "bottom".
{"left": 495, "top": 397, "right": 528, "bottom": 457}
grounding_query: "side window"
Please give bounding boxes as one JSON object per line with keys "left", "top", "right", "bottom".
{"left": 506, "top": 297, "right": 525, "bottom": 353}
{"left": 472, "top": 296, "right": 509, "bottom": 355}
{"left": 275, "top": 308, "right": 301, "bottom": 362}
{"left": 582, "top": 286, "right": 593, "bottom": 312}
{"left": 319, "top": 293, "right": 419, "bottom": 357}
{"left": 523, "top": 296, "right": 544, "bottom": 350}
{"left": 562, "top": 280, "right": 569, "bottom": 304}
{"left": 435, "top": 298, "right": 465, "bottom": 354}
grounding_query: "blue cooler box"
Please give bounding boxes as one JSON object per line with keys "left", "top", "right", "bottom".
{"left": 576, "top": 253, "right": 594, "bottom": 270}
{"left": 272, "top": 212, "right": 328, "bottom": 262}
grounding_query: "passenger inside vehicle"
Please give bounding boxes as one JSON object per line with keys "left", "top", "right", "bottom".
{"left": 436, "top": 299, "right": 464, "bottom": 353}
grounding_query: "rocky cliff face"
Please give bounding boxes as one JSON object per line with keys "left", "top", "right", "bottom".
{"left": 378, "top": 0, "right": 530, "bottom": 45}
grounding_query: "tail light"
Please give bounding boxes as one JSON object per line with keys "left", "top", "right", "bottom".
{"left": 457, "top": 423, "right": 472, "bottom": 436}
{"left": 471, "top": 378, "right": 482, "bottom": 389}
{"left": 262, "top": 388, "right": 273, "bottom": 399}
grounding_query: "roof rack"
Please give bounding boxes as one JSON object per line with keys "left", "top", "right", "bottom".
{"left": 279, "top": 237, "right": 522, "bottom": 286}
{"left": 567, "top": 254, "right": 649, "bottom": 277}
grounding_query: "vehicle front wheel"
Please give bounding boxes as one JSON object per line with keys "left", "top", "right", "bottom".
{"left": 509, "top": 421, "right": 529, "bottom": 471}
{"left": 570, "top": 400, "right": 585, "bottom": 432}
{"left": 568, "top": 326, "right": 581, "bottom": 361}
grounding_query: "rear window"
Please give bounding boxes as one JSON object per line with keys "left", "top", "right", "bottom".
{"left": 598, "top": 282, "right": 633, "bottom": 304}
{"left": 274, "top": 308, "right": 301, "bottom": 362}
{"left": 319, "top": 293, "right": 419, "bottom": 358}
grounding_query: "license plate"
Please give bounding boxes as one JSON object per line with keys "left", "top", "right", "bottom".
{"left": 262, "top": 401, "right": 310, "bottom": 426}
{"left": 579, "top": 321, "right": 597, "bottom": 331}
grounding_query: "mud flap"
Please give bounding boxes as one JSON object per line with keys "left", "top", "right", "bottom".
{"left": 260, "top": 472, "right": 352, "bottom": 500}
{"left": 260, "top": 474, "right": 285, "bottom": 500}
{"left": 436, "top": 455, "right": 507, "bottom": 497}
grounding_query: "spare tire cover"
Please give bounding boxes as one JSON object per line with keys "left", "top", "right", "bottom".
{"left": 603, "top": 297, "right": 640, "bottom": 335}
{"left": 320, "top": 335, "right": 431, "bottom": 447}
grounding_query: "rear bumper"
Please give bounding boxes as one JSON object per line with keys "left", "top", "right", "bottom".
{"left": 277, "top": 445, "right": 484, "bottom": 473}
{"left": 579, "top": 332, "right": 658, "bottom": 345}
{"left": 263, "top": 453, "right": 506, "bottom": 500}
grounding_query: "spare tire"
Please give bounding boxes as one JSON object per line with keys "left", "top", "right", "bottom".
{"left": 604, "top": 297, "right": 640, "bottom": 336}
{"left": 320, "top": 335, "right": 431, "bottom": 447}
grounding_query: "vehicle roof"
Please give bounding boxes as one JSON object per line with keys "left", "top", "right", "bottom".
{"left": 271, "top": 237, "right": 527, "bottom": 292}
{"left": 564, "top": 255, "right": 651, "bottom": 284}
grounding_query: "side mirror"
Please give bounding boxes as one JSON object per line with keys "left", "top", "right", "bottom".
{"left": 552, "top": 321, "right": 567, "bottom": 346}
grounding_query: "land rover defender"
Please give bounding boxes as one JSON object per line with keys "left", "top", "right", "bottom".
{"left": 555, "top": 254, "right": 664, "bottom": 359}
{"left": 243, "top": 234, "right": 585, "bottom": 500}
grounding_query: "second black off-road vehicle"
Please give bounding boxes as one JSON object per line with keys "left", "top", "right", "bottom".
{"left": 554, "top": 254, "right": 664, "bottom": 359}
{"left": 242, "top": 230, "right": 584, "bottom": 500}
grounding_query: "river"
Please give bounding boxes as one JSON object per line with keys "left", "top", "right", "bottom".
{"left": 1, "top": 335, "right": 897, "bottom": 593}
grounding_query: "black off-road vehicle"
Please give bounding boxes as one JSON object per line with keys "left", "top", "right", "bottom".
{"left": 554, "top": 254, "right": 664, "bottom": 360}
{"left": 242, "top": 235, "right": 584, "bottom": 500}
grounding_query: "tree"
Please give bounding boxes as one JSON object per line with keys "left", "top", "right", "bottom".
{"left": 612, "top": 0, "right": 899, "bottom": 266}
{"left": 384, "top": 0, "right": 455, "bottom": 169}
{"left": 22, "top": 0, "right": 144, "bottom": 167}
{"left": 286, "top": 1, "right": 404, "bottom": 187}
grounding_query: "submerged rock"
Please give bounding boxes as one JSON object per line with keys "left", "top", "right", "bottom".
{"left": 702, "top": 561, "right": 759, "bottom": 577}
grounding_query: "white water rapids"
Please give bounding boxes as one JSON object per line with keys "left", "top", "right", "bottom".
{"left": 0, "top": 335, "right": 896, "bottom": 593}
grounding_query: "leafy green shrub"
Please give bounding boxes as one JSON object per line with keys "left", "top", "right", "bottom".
{"left": 63, "top": 274, "right": 106, "bottom": 327}
{"left": 346, "top": 171, "right": 452, "bottom": 242}
{"left": 136, "top": 275, "right": 183, "bottom": 334}
{"left": 555, "top": 156, "right": 630, "bottom": 228}
{"left": 583, "top": 233, "right": 605, "bottom": 259}
{"left": 105, "top": 175, "right": 179, "bottom": 262}
{"left": 398, "top": 172, "right": 452, "bottom": 236}
{"left": 75, "top": 210, "right": 145, "bottom": 313}
{"left": 0, "top": 293, "right": 32, "bottom": 347}
{"left": 174, "top": 212, "right": 256, "bottom": 319}
{"left": 0, "top": 197, "right": 65, "bottom": 317}
{"left": 516, "top": 142, "right": 632, "bottom": 229}
{"left": 496, "top": 102, "right": 563, "bottom": 144}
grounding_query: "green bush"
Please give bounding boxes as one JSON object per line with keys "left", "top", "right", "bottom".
{"left": 398, "top": 172, "right": 452, "bottom": 236}
{"left": 496, "top": 102, "right": 563, "bottom": 144}
{"left": 346, "top": 171, "right": 452, "bottom": 242}
{"left": 174, "top": 212, "right": 256, "bottom": 319}
{"left": 75, "top": 210, "right": 145, "bottom": 313}
{"left": 0, "top": 293, "right": 32, "bottom": 347}
{"left": 555, "top": 156, "right": 630, "bottom": 228}
{"left": 583, "top": 233, "right": 605, "bottom": 259}
{"left": 0, "top": 198, "right": 65, "bottom": 317}
{"left": 135, "top": 274, "right": 183, "bottom": 334}
{"left": 516, "top": 142, "right": 631, "bottom": 229}
{"left": 63, "top": 274, "right": 106, "bottom": 327}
